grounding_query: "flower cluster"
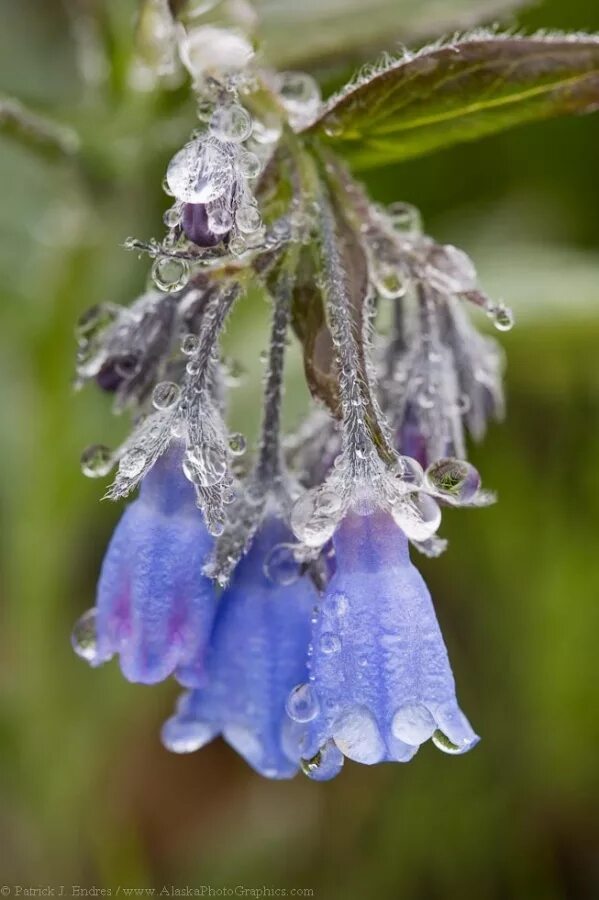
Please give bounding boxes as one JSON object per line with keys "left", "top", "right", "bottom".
{"left": 72, "top": 2, "right": 512, "bottom": 780}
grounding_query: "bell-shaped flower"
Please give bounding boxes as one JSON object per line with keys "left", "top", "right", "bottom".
{"left": 71, "top": 448, "right": 217, "bottom": 687}
{"left": 293, "top": 510, "right": 479, "bottom": 779}
{"left": 161, "top": 518, "right": 317, "bottom": 779}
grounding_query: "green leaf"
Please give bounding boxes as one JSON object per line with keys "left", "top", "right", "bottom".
{"left": 307, "top": 34, "right": 599, "bottom": 168}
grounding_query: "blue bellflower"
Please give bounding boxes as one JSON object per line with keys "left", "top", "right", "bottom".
{"left": 73, "top": 448, "right": 217, "bottom": 686}
{"left": 161, "top": 518, "right": 317, "bottom": 779}
{"left": 292, "top": 511, "right": 479, "bottom": 778}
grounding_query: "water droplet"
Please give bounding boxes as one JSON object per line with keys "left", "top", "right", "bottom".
{"left": 319, "top": 632, "right": 341, "bottom": 655}
{"left": 151, "top": 256, "right": 189, "bottom": 292}
{"left": 392, "top": 455, "right": 424, "bottom": 493}
{"left": 391, "top": 492, "right": 441, "bottom": 541}
{"left": 373, "top": 265, "right": 407, "bottom": 300}
{"left": 323, "top": 116, "right": 342, "bottom": 138}
{"left": 183, "top": 446, "right": 226, "bottom": 487}
{"left": 166, "top": 141, "right": 233, "bottom": 204}
{"left": 264, "top": 543, "right": 301, "bottom": 586}
{"left": 119, "top": 448, "right": 147, "bottom": 479}
{"left": 300, "top": 739, "right": 344, "bottom": 781}
{"left": 181, "top": 332, "right": 199, "bottom": 355}
{"left": 237, "top": 148, "right": 261, "bottom": 179}
{"left": 235, "top": 203, "right": 262, "bottom": 234}
{"left": 391, "top": 704, "right": 436, "bottom": 744}
{"left": 425, "top": 458, "right": 481, "bottom": 503}
{"left": 492, "top": 302, "right": 514, "bottom": 332}
{"left": 163, "top": 205, "right": 181, "bottom": 229}
{"left": 278, "top": 71, "right": 321, "bottom": 125}
{"left": 207, "top": 203, "right": 233, "bottom": 234}
{"left": 152, "top": 381, "right": 181, "bottom": 410}
{"left": 179, "top": 26, "right": 254, "bottom": 79}
{"left": 252, "top": 115, "right": 282, "bottom": 145}
{"left": 286, "top": 683, "right": 319, "bottom": 723}
{"left": 196, "top": 98, "right": 214, "bottom": 121}
{"left": 210, "top": 104, "right": 252, "bottom": 143}
{"left": 161, "top": 716, "right": 214, "bottom": 753}
{"left": 228, "top": 234, "right": 248, "bottom": 257}
{"left": 228, "top": 432, "right": 246, "bottom": 455}
{"left": 328, "top": 591, "right": 349, "bottom": 617}
{"left": 290, "top": 487, "right": 343, "bottom": 548}
{"left": 388, "top": 201, "right": 422, "bottom": 234}
{"left": 80, "top": 444, "right": 113, "bottom": 478}
{"left": 71, "top": 608, "right": 100, "bottom": 663}
{"left": 431, "top": 729, "right": 463, "bottom": 755}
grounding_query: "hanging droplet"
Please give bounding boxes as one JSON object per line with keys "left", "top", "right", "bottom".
{"left": 319, "top": 631, "right": 341, "bottom": 655}
{"left": 209, "top": 104, "right": 252, "bottom": 143}
{"left": 236, "top": 148, "right": 261, "bottom": 179}
{"left": 179, "top": 26, "right": 254, "bottom": 79}
{"left": 431, "top": 729, "right": 463, "bottom": 755}
{"left": 181, "top": 333, "right": 200, "bottom": 355}
{"left": 290, "top": 487, "right": 343, "bottom": 548}
{"left": 278, "top": 71, "right": 321, "bottom": 125}
{"left": 80, "top": 444, "right": 113, "bottom": 478}
{"left": 373, "top": 265, "right": 407, "bottom": 300}
{"left": 152, "top": 381, "right": 181, "bottom": 411}
{"left": 492, "top": 302, "right": 514, "bottom": 332}
{"left": 388, "top": 201, "right": 422, "bottom": 234}
{"left": 263, "top": 543, "right": 301, "bottom": 586}
{"left": 183, "top": 446, "right": 226, "bottom": 487}
{"left": 391, "top": 492, "right": 441, "bottom": 542}
{"left": 163, "top": 205, "right": 182, "bottom": 229}
{"left": 206, "top": 203, "right": 233, "bottom": 235}
{"left": 392, "top": 455, "right": 425, "bottom": 493}
{"left": 166, "top": 141, "right": 233, "bottom": 205}
{"left": 151, "top": 256, "right": 190, "bottom": 292}
{"left": 235, "top": 204, "right": 262, "bottom": 234}
{"left": 286, "top": 683, "right": 319, "bottom": 723}
{"left": 119, "top": 448, "right": 147, "bottom": 479}
{"left": 71, "top": 608, "right": 100, "bottom": 664}
{"left": 425, "top": 458, "right": 481, "bottom": 503}
{"left": 300, "top": 739, "right": 344, "bottom": 780}
{"left": 227, "top": 432, "right": 246, "bottom": 456}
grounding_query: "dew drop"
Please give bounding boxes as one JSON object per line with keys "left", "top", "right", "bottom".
{"left": 166, "top": 141, "right": 233, "bottom": 205}
{"left": 151, "top": 256, "right": 189, "bottom": 293}
{"left": 183, "top": 446, "right": 226, "bottom": 487}
{"left": 80, "top": 444, "right": 113, "bottom": 478}
{"left": 278, "top": 71, "right": 321, "bottom": 124}
{"left": 319, "top": 631, "right": 341, "bottom": 655}
{"left": 207, "top": 203, "right": 233, "bottom": 235}
{"left": 163, "top": 205, "right": 181, "bottom": 228}
{"left": 228, "top": 432, "right": 246, "bottom": 455}
{"left": 300, "top": 739, "right": 344, "bottom": 781}
{"left": 425, "top": 458, "right": 481, "bottom": 503}
{"left": 373, "top": 266, "right": 407, "bottom": 300}
{"left": 492, "top": 302, "right": 514, "bottom": 332}
{"left": 210, "top": 104, "right": 252, "bottom": 143}
{"left": 119, "top": 448, "right": 147, "bottom": 479}
{"left": 235, "top": 203, "right": 262, "bottom": 234}
{"left": 181, "top": 332, "right": 200, "bottom": 355}
{"left": 431, "top": 729, "right": 463, "bottom": 755}
{"left": 71, "top": 608, "right": 100, "bottom": 664}
{"left": 152, "top": 381, "right": 181, "bottom": 411}
{"left": 286, "top": 683, "right": 319, "bottom": 723}
{"left": 237, "top": 148, "right": 261, "bottom": 179}
{"left": 290, "top": 487, "right": 342, "bottom": 548}
{"left": 263, "top": 543, "right": 301, "bottom": 586}
{"left": 391, "top": 492, "right": 441, "bottom": 542}
{"left": 388, "top": 201, "right": 422, "bottom": 234}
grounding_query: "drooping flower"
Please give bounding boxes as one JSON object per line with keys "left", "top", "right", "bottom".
{"left": 292, "top": 510, "right": 479, "bottom": 779}
{"left": 72, "top": 448, "right": 217, "bottom": 686}
{"left": 161, "top": 518, "right": 317, "bottom": 779}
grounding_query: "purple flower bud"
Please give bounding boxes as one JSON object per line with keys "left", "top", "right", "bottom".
{"left": 181, "top": 203, "right": 223, "bottom": 247}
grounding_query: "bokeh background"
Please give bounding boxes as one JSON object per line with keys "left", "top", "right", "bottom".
{"left": 1, "top": 1, "right": 598, "bottom": 896}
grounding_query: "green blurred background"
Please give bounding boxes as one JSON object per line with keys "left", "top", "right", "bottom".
{"left": 1, "top": 1, "right": 598, "bottom": 897}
